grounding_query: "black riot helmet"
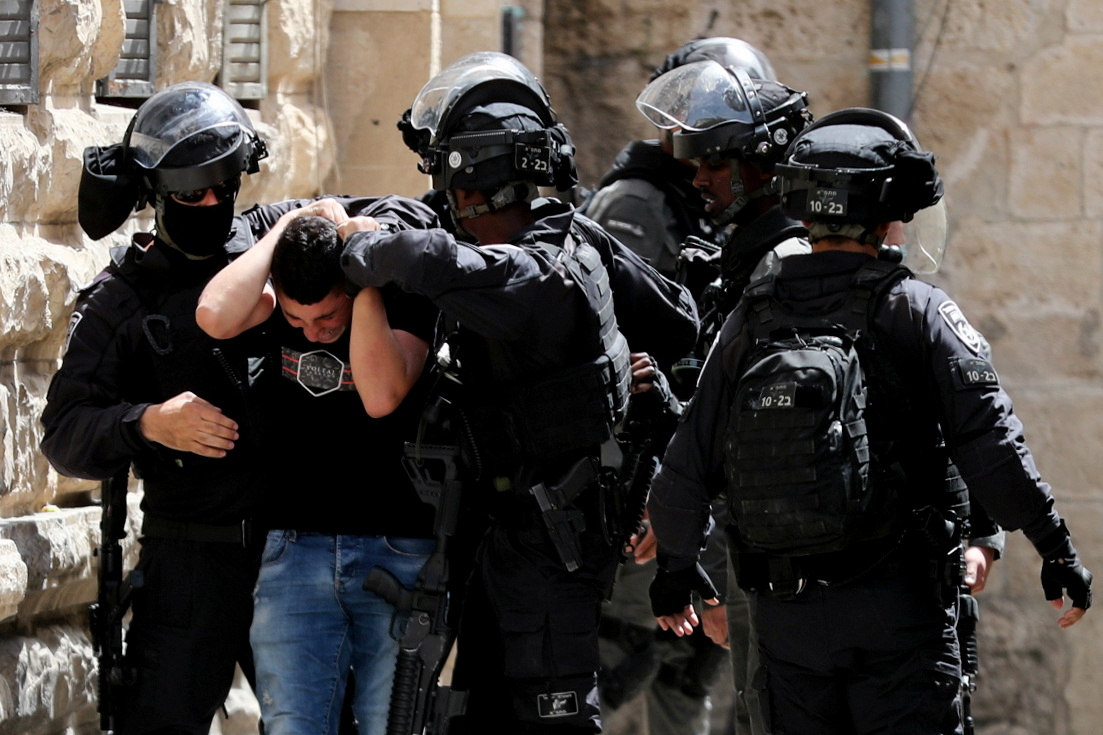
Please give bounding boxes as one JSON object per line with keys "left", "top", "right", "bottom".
{"left": 775, "top": 108, "right": 944, "bottom": 248}
{"left": 651, "top": 36, "right": 777, "bottom": 83}
{"left": 402, "top": 52, "right": 578, "bottom": 195}
{"left": 78, "top": 82, "right": 267, "bottom": 240}
{"left": 637, "top": 60, "right": 811, "bottom": 225}
{"left": 126, "top": 81, "right": 267, "bottom": 200}
{"left": 637, "top": 61, "right": 810, "bottom": 171}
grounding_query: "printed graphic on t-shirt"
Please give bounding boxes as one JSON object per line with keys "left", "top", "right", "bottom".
{"left": 281, "top": 347, "right": 355, "bottom": 397}
{"left": 938, "top": 301, "right": 985, "bottom": 356}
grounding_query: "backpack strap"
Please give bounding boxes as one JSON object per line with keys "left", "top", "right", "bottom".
{"left": 740, "top": 272, "right": 781, "bottom": 347}
{"left": 846, "top": 259, "right": 912, "bottom": 333}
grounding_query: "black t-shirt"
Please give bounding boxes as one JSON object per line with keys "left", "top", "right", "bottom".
{"left": 256, "top": 284, "right": 439, "bottom": 537}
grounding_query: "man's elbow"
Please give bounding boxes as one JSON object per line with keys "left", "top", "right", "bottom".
{"left": 361, "top": 391, "right": 404, "bottom": 419}
{"left": 195, "top": 304, "right": 242, "bottom": 340}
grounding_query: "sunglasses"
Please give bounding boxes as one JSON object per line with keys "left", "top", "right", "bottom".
{"left": 170, "top": 177, "right": 241, "bottom": 205}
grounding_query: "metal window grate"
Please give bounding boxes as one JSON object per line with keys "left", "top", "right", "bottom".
{"left": 0, "top": 0, "right": 38, "bottom": 105}
{"left": 221, "top": 0, "right": 266, "bottom": 101}
{"left": 96, "top": 0, "right": 156, "bottom": 100}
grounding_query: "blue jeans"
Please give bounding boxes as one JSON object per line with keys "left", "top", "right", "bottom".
{"left": 251, "top": 530, "right": 434, "bottom": 735}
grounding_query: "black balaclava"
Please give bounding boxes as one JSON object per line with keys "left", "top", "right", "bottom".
{"left": 156, "top": 196, "right": 235, "bottom": 259}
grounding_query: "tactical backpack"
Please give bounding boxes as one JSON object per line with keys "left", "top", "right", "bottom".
{"left": 725, "top": 259, "right": 911, "bottom": 556}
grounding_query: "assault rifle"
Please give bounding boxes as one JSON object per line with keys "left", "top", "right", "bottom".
{"left": 364, "top": 442, "right": 466, "bottom": 735}
{"left": 88, "top": 471, "right": 140, "bottom": 734}
{"left": 612, "top": 368, "right": 681, "bottom": 559}
{"left": 957, "top": 586, "right": 980, "bottom": 735}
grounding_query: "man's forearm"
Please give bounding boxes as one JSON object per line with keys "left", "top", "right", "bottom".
{"left": 196, "top": 222, "right": 280, "bottom": 338}
{"left": 349, "top": 288, "right": 429, "bottom": 418}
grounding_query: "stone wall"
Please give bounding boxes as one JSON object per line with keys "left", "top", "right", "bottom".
{"left": 544, "top": 1, "right": 1103, "bottom": 733}
{"left": 0, "top": 0, "right": 336, "bottom": 732}
{"left": 323, "top": 0, "right": 546, "bottom": 198}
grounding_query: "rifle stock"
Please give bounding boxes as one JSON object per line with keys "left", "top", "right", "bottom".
{"left": 958, "top": 587, "right": 980, "bottom": 735}
{"left": 614, "top": 370, "right": 681, "bottom": 558}
{"left": 88, "top": 470, "right": 139, "bottom": 734}
{"left": 366, "top": 442, "right": 466, "bottom": 735}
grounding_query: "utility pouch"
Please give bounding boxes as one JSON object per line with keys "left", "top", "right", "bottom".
{"left": 731, "top": 551, "right": 807, "bottom": 600}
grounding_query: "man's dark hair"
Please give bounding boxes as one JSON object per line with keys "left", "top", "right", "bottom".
{"left": 271, "top": 215, "right": 343, "bottom": 305}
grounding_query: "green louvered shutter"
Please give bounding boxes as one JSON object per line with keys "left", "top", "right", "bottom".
{"left": 0, "top": 0, "right": 37, "bottom": 105}
{"left": 221, "top": 0, "right": 266, "bottom": 100}
{"left": 96, "top": 0, "right": 156, "bottom": 99}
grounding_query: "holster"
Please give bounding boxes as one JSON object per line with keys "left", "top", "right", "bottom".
{"left": 528, "top": 457, "right": 597, "bottom": 572}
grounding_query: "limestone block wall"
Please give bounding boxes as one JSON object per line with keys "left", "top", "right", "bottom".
{"left": 545, "top": 1, "right": 1103, "bottom": 733}
{"left": 323, "top": 0, "right": 545, "bottom": 199}
{"left": 0, "top": 0, "right": 338, "bottom": 733}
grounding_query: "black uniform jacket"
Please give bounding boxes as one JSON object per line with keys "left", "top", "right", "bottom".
{"left": 232, "top": 194, "right": 438, "bottom": 249}
{"left": 40, "top": 234, "right": 264, "bottom": 525}
{"left": 649, "top": 251, "right": 1063, "bottom": 562}
{"left": 340, "top": 198, "right": 699, "bottom": 372}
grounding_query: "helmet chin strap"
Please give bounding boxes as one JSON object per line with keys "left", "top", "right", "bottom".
{"left": 446, "top": 182, "right": 538, "bottom": 226}
{"left": 712, "top": 165, "right": 772, "bottom": 226}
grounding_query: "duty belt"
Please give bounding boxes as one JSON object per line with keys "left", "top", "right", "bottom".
{"left": 141, "top": 514, "right": 257, "bottom": 547}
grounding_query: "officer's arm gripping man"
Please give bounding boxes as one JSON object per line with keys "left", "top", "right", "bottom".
{"left": 198, "top": 195, "right": 438, "bottom": 340}
{"left": 42, "top": 284, "right": 152, "bottom": 479}
{"left": 341, "top": 227, "right": 585, "bottom": 343}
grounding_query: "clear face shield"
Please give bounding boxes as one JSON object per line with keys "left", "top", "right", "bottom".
{"left": 635, "top": 60, "right": 758, "bottom": 133}
{"left": 128, "top": 82, "right": 255, "bottom": 171}
{"left": 885, "top": 198, "right": 948, "bottom": 274}
{"left": 409, "top": 51, "right": 549, "bottom": 139}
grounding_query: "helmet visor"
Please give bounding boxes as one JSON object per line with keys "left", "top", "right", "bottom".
{"left": 636, "top": 60, "right": 757, "bottom": 131}
{"left": 410, "top": 51, "right": 547, "bottom": 137}
{"left": 128, "top": 82, "right": 254, "bottom": 171}
{"left": 899, "top": 198, "right": 948, "bottom": 273}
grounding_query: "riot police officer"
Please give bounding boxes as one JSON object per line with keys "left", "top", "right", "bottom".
{"left": 583, "top": 37, "right": 777, "bottom": 283}
{"left": 41, "top": 82, "right": 269, "bottom": 734}
{"left": 636, "top": 55, "right": 814, "bottom": 368}
{"left": 584, "top": 37, "right": 781, "bottom": 735}
{"left": 339, "top": 52, "right": 696, "bottom": 734}
{"left": 647, "top": 108, "right": 1093, "bottom": 734}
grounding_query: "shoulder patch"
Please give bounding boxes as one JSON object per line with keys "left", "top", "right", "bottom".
{"left": 62, "top": 311, "right": 83, "bottom": 356}
{"left": 938, "top": 301, "right": 985, "bottom": 356}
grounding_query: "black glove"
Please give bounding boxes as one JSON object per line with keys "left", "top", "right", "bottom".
{"left": 1034, "top": 518, "right": 1093, "bottom": 610}
{"left": 650, "top": 559, "right": 720, "bottom": 617}
{"left": 1041, "top": 557, "right": 1093, "bottom": 610}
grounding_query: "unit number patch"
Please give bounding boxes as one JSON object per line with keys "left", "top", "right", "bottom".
{"left": 955, "top": 357, "right": 999, "bottom": 386}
